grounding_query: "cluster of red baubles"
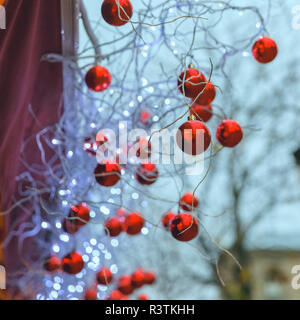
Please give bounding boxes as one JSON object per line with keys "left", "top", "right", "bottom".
{"left": 44, "top": 251, "right": 85, "bottom": 275}
{"left": 84, "top": 267, "right": 155, "bottom": 300}
{"left": 62, "top": 203, "right": 91, "bottom": 235}
{"left": 105, "top": 210, "right": 145, "bottom": 237}
{"left": 176, "top": 118, "right": 243, "bottom": 154}
{"left": 161, "top": 192, "right": 200, "bottom": 242}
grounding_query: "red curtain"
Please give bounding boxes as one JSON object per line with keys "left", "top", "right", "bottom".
{"left": 0, "top": 0, "right": 63, "bottom": 291}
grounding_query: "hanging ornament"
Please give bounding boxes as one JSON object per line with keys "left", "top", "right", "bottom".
{"left": 195, "top": 81, "right": 216, "bottom": 106}
{"left": 131, "top": 268, "right": 145, "bottom": 288}
{"left": 84, "top": 289, "right": 97, "bottom": 300}
{"left": 101, "top": 0, "right": 133, "bottom": 26}
{"left": 68, "top": 203, "right": 90, "bottom": 227}
{"left": 85, "top": 66, "right": 111, "bottom": 92}
{"left": 96, "top": 268, "right": 113, "bottom": 285}
{"left": 62, "top": 218, "right": 80, "bottom": 235}
{"left": 144, "top": 271, "right": 156, "bottom": 285}
{"left": 94, "top": 160, "right": 121, "bottom": 187}
{"left": 177, "top": 68, "right": 206, "bottom": 98}
{"left": 252, "top": 36, "right": 278, "bottom": 64}
{"left": 139, "top": 109, "right": 152, "bottom": 126}
{"left": 62, "top": 252, "right": 84, "bottom": 275}
{"left": 176, "top": 120, "right": 211, "bottom": 155}
{"left": 216, "top": 119, "right": 243, "bottom": 147}
{"left": 179, "top": 192, "right": 199, "bottom": 211}
{"left": 135, "top": 137, "right": 151, "bottom": 159}
{"left": 123, "top": 212, "right": 144, "bottom": 235}
{"left": 107, "top": 290, "right": 129, "bottom": 300}
{"left": 117, "top": 275, "right": 134, "bottom": 295}
{"left": 105, "top": 217, "right": 123, "bottom": 237}
{"left": 170, "top": 213, "right": 199, "bottom": 242}
{"left": 43, "top": 255, "right": 61, "bottom": 272}
{"left": 190, "top": 103, "right": 213, "bottom": 122}
{"left": 138, "top": 294, "right": 148, "bottom": 300}
{"left": 161, "top": 212, "right": 175, "bottom": 230}
{"left": 135, "top": 163, "right": 158, "bottom": 185}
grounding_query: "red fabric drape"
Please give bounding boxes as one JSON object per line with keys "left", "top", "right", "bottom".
{"left": 0, "top": 0, "right": 63, "bottom": 285}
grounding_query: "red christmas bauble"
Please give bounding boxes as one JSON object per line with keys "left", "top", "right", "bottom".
{"left": 138, "top": 294, "right": 148, "bottom": 300}
{"left": 135, "top": 163, "right": 158, "bottom": 185}
{"left": 170, "top": 213, "right": 199, "bottom": 242}
{"left": 101, "top": 0, "right": 133, "bottom": 26}
{"left": 178, "top": 68, "right": 206, "bottom": 98}
{"left": 105, "top": 217, "right": 123, "bottom": 237}
{"left": 85, "top": 66, "right": 111, "bottom": 92}
{"left": 176, "top": 120, "right": 211, "bottom": 155}
{"left": 216, "top": 119, "right": 243, "bottom": 147}
{"left": 131, "top": 268, "right": 145, "bottom": 288}
{"left": 44, "top": 254, "right": 61, "bottom": 272}
{"left": 190, "top": 103, "right": 213, "bottom": 122}
{"left": 108, "top": 290, "right": 128, "bottom": 300}
{"left": 252, "top": 36, "right": 278, "bottom": 64}
{"left": 62, "top": 251, "right": 84, "bottom": 275}
{"left": 144, "top": 271, "right": 155, "bottom": 285}
{"left": 123, "top": 212, "right": 144, "bottom": 235}
{"left": 117, "top": 275, "right": 134, "bottom": 295}
{"left": 195, "top": 81, "right": 216, "bottom": 105}
{"left": 179, "top": 192, "right": 199, "bottom": 211}
{"left": 94, "top": 160, "right": 121, "bottom": 187}
{"left": 69, "top": 203, "right": 90, "bottom": 227}
{"left": 62, "top": 218, "right": 80, "bottom": 234}
{"left": 139, "top": 109, "right": 152, "bottom": 125}
{"left": 96, "top": 268, "right": 113, "bottom": 285}
{"left": 161, "top": 212, "right": 175, "bottom": 230}
{"left": 135, "top": 137, "right": 151, "bottom": 159}
{"left": 84, "top": 289, "right": 97, "bottom": 300}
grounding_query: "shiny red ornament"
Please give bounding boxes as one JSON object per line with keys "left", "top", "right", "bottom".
{"left": 123, "top": 212, "right": 144, "bottom": 235}
{"left": 216, "top": 119, "right": 243, "bottom": 148}
{"left": 107, "top": 290, "right": 129, "bottom": 300}
{"left": 96, "top": 268, "right": 113, "bottom": 285}
{"left": 170, "top": 213, "right": 199, "bottom": 242}
{"left": 69, "top": 203, "right": 90, "bottom": 227}
{"left": 161, "top": 212, "right": 175, "bottom": 230}
{"left": 84, "top": 289, "right": 97, "bottom": 300}
{"left": 94, "top": 160, "right": 121, "bottom": 187}
{"left": 139, "top": 109, "right": 152, "bottom": 125}
{"left": 138, "top": 294, "right": 148, "bottom": 300}
{"left": 179, "top": 193, "right": 199, "bottom": 211}
{"left": 85, "top": 66, "right": 111, "bottom": 92}
{"left": 176, "top": 120, "right": 211, "bottom": 155}
{"left": 178, "top": 68, "right": 206, "bottom": 98}
{"left": 62, "top": 218, "right": 80, "bottom": 234}
{"left": 105, "top": 217, "right": 123, "bottom": 237}
{"left": 101, "top": 0, "right": 133, "bottom": 26}
{"left": 135, "top": 137, "right": 151, "bottom": 159}
{"left": 135, "top": 163, "right": 158, "bottom": 185}
{"left": 144, "top": 271, "right": 155, "bottom": 285}
{"left": 62, "top": 251, "right": 84, "bottom": 275}
{"left": 131, "top": 268, "right": 145, "bottom": 288}
{"left": 190, "top": 103, "right": 213, "bottom": 122}
{"left": 252, "top": 36, "right": 278, "bottom": 64}
{"left": 117, "top": 275, "right": 134, "bottom": 295}
{"left": 43, "top": 254, "right": 61, "bottom": 272}
{"left": 195, "top": 81, "right": 216, "bottom": 106}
